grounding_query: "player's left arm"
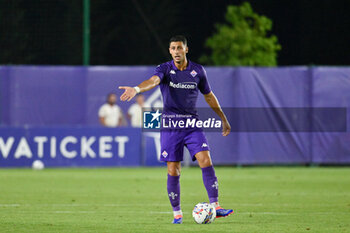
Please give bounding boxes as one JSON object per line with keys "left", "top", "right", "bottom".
{"left": 204, "top": 91, "right": 231, "bottom": 136}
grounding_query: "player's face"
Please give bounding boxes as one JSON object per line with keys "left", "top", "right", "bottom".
{"left": 169, "top": 41, "right": 188, "bottom": 64}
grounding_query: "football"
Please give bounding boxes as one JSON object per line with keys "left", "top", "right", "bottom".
{"left": 32, "top": 160, "right": 45, "bottom": 170}
{"left": 192, "top": 202, "right": 216, "bottom": 224}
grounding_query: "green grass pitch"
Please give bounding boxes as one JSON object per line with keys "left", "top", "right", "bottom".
{"left": 0, "top": 167, "right": 350, "bottom": 233}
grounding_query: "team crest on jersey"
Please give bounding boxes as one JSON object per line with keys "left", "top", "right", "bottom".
{"left": 170, "top": 70, "right": 176, "bottom": 74}
{"left": 162, "top": 150, "right": 168, "bottom": 158}
{"left": 190, "top": 70, "right": 197, "bottom": 77}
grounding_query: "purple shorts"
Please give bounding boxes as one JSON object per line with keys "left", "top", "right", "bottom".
{"left": 160, "top": 128, "right": 210, "bottom": 162}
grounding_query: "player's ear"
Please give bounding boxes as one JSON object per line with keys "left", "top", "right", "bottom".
{"left": 185, "top": 46, "right": 189, "bottom": 54}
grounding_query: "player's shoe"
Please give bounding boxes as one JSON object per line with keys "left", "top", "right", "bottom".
{"left": 215, "top": 207, "right": 234, "bottom": 218}
{"left": 172, "top": 215, "right": 183, "bottom": 224}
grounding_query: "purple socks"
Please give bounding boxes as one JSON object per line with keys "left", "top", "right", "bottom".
{"left": 167, "top": 166, "right": 218, "bottom": 212}
{"left": 167, "top": 174, "right": 181, "bottom": 211}
{"left": 201, "top": 165, "right": 219, "bottom": 203}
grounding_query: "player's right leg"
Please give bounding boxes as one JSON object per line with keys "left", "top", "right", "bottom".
{"left": 160, "top": 129, "right": 185, "bottom": 224}
{"left": 167, "top": 161, "right": 183, "bottom": 224}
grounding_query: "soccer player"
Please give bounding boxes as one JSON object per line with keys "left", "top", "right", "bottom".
{"left": 119, "top": 35, "right": 233, "bottom": 224}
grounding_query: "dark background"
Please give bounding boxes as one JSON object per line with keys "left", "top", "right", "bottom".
{"left": 1, "top": 0, "right": 349, "bottom": 66}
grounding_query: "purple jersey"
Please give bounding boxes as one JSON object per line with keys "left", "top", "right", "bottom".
{"left": 153, "top": 60, "right": 211, "bottom": 116}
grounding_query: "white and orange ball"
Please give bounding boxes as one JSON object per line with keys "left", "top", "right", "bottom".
{"left": 192, "top": 202, "right": 216, "bottom": 224}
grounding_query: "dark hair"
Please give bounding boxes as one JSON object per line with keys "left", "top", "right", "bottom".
{"left": 169, "top": 35, "right": 187, "bottom": 46}
{"left": 106, "top": 93, "right": 116, "bottom": 100}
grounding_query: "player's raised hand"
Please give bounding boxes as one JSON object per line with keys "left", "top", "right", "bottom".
{"left": 222, "top": 120, "right": 231, "bottom": 136}
{"left": 119, "top": 86, "right": 136, "bottom": 102}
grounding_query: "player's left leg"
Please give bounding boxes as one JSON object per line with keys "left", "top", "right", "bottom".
{"left": 195, "top": 151, "right": 234, "bottom": 218}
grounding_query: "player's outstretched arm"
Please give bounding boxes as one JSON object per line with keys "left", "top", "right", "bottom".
{"left": 119, "top": 75, "right": 160, "bottom": 102}
{"left": 204, "top": 91, "right": 231, "bottom": 136}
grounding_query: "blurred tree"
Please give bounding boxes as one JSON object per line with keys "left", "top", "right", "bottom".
{"left": 200, "top": 2, "right": 281, "bottom": 66}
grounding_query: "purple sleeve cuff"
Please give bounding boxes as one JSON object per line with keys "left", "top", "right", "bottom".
{"left": 153, "top": 64, "right": 166, "bottom": 81}
{"left": 153, "top": 72, "right": 164, "bottom": 80}
{"left": 201, "top": 88, "right": 211, "bottom": 95}
{"left": 199, "top": 66, "right": 212, "bottom": 94}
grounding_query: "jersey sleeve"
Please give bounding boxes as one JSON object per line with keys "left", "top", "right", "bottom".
{"left": 153, "top": 63, "right": 167, "bottom": 81}
{"left": 198, "top": 66, "right": 212, "bottom": 95}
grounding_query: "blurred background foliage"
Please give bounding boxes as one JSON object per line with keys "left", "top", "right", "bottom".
{"left": 0, "top": 0, "right": 349, "bottom": 66}
{"left": 200, "top": 3, "right": 281, "bottom": 66}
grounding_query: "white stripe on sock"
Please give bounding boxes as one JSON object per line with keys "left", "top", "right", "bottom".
{"left": 173, "top": 210, "right": 182, "bottom": 217}
{"left": 210, "top": 202, "right": 220, "bottom": 209}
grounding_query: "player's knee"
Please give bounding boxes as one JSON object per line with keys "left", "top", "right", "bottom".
{"left": 168, "top": 167, "right": 180, "bottom": 176}
{"left": 197, "top": 154, "right": 212, "bottom": 168}
{"left": 167, "top": 163, "right": 181, "bottom": 176}
{"left": 202, "top": 158, "right": 212, "bottom": 167}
